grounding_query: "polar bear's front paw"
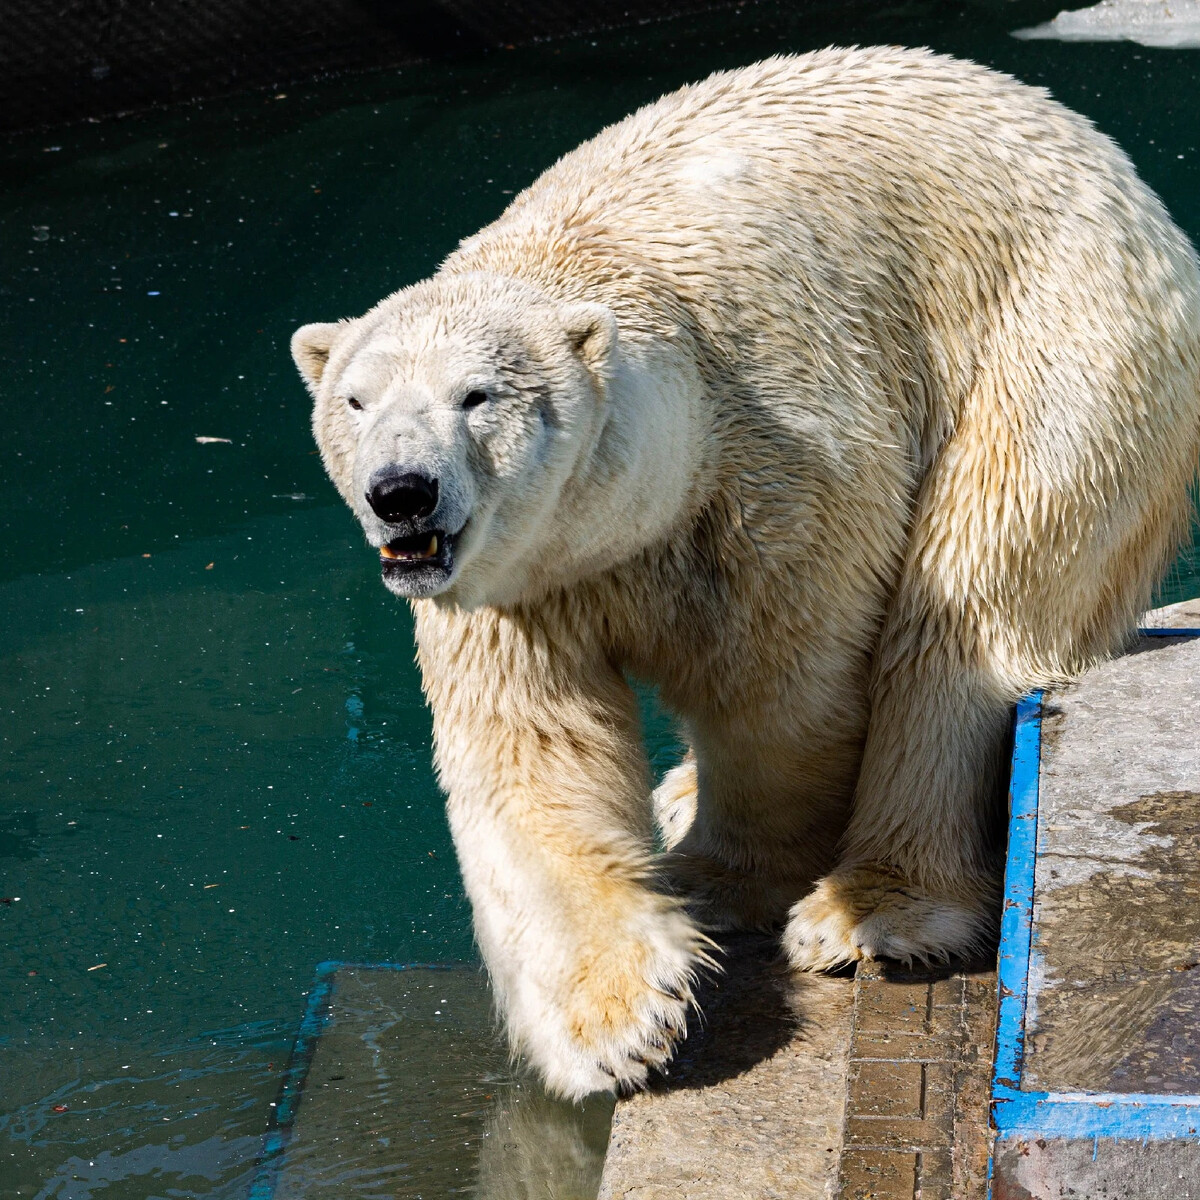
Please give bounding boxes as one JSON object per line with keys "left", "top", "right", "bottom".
{"left": 782, "top": 866, "right": 996, "bottom": 973}
{"left": 523, "top": 907, "right": 713, "bottom": 1101}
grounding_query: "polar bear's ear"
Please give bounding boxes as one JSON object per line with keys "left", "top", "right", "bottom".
{"left": 561, "top": 302, "right": 617, "bottom": 376}
{"left": 291, "top": 322, "right": 345, "bottom": 394}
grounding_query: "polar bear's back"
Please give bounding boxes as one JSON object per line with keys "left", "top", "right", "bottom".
{"left": 450, "top": 47, "right": 1200, "bottom": 475}
{"left": 470, "top": 46, "right": 1187, "bottom": 287}
{"left": 515, "top": 47, "right": 1106, "bottom": 210}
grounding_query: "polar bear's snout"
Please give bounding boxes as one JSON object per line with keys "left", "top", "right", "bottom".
{"left": 366, "top": 467, "right": 448, "bottom": 574}
{"left": 365, "top": 466, "right": 438, "bottom": 524}
{"left": 361, "top": 462, "right": 470, "bottom": 599}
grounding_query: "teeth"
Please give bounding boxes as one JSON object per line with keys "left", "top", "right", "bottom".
{"left": 379, "top": 535, "right": 441, "bottom": 562}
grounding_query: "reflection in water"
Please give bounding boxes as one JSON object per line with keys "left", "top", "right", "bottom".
{"left": 265, "top": 966, "right": 612, "bottom": 1199}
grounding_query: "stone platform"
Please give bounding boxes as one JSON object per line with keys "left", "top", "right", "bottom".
{"left": 991, "top": 599, "right": 1200, "bottom": 1199}
{"left": 598, "top": 944, "right": 996, "bottom": 1200}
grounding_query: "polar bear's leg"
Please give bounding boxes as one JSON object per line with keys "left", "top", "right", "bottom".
{"left": 416, "top": 603, "right": 711, "bottom": 1100}
{"left": 656, "top": 719, "right": 859, "bottom": 931}
{"left": 782, "top": 615, "right": 1011, "bottom": 971}
{"left": 785, "top": 351, "right": 1195, "bottom": 971}
{"left": 784, "top": 399, "right": 1035, "bottom": 971}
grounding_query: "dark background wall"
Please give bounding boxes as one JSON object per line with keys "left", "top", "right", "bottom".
{"left": 1, "top": 0, "right": 736, "bottom": 132}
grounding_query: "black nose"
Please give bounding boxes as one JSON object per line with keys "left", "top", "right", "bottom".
{"left": 366, "top": 468, "right": 439, "bottom": 523}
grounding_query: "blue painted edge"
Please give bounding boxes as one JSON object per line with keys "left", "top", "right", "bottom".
{"left": 992, "top": 691, "right": 1043, "bottom": 1103}
{"left": 245, "top": 960, "right": 465, "bottom": 1200}
{"left": 991, "top": 627, "right": 1200, "bottom": 1153}
{"left": 993, "top": 1087, "right": 1200, "bottom": 1139}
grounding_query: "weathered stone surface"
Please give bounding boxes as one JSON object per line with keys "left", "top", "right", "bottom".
{"left": 1024, "top": 632, "right": 1200, "bottom": 1095}
{"left": 993, "top": 1137, "right": 1200, "bottom": 1200}
{"left": 598, "top": 935, "right": 853, "bottom": 1199}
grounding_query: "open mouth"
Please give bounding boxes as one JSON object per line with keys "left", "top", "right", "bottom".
{"left": 376, "top": 527, "right": 461, "bottom": 596}
{"left": 379, "top": 531, "right": 442, "bottom": 563}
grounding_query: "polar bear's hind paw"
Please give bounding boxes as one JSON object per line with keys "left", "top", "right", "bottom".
{"left": 782, "top": 866, "right": 997, "bottom": 973}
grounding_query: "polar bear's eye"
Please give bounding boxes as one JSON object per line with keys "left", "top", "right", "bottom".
{"left": 346, "top": 396, "right": 363, "bottom": 411}
{"left": 462, "top": 390, "right": 489, "bottom": 410}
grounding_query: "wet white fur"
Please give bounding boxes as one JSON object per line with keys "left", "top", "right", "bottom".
{"left": 293, "top": 48, "right": 1200, "bottom": 1099}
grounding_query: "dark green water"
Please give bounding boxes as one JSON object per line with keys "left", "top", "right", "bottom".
{"left": 2, "top": 1, "right": 1199, "bottom": 1195}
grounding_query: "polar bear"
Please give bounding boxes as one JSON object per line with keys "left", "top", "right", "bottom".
{"left": 292, "top": 48, "right": 1200, "bottom": 1099}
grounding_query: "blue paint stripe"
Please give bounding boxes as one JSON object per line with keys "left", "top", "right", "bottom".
{"left": 992, "top": 626, "right": 1200, "bottom": 1148}
{"left": 994, "top": 1089, "right": 1200, "bottom": 1139}
{"left": 993, "top": 691, "right": 1043, "bottom": 1097}
{"left": 246, "top": 960, "right": 469, "bottom": 1200}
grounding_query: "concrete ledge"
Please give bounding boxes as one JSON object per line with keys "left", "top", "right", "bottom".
{"left": 598, "top": 941, "right": 996, "bottom": 1200}
{"left": 599, "top": 936, "right": 852, "bottom": 1200}
{"left": 991, "top": 598, "right": 1200, "bottom": 1198}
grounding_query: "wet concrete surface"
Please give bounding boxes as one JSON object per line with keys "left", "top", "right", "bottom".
{"left": 1024, "top": 632, "right": 1200, "bottom": 1095}
{"left": 990, "top": 600, "right": 1200, "bottom": 1199}
{"left": 992, "top": 1136, "right": 1200, "bottom": 1200}
{"left": 598, "top": 938, "right": 997, "bottom": 1200}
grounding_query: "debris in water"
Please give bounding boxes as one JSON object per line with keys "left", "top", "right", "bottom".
{"left": 195, "top": 436, "right": 232, "bottom": 444}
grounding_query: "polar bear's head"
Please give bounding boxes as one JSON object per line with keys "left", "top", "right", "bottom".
{"left": 292, "top": 273, "right": 624, "bottom": 607}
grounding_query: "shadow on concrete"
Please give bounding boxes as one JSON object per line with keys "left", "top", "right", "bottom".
{"left": 643, "top": 932, "right": 1000, "bottom": 1093}
{"left": 645, "top": 932, "right": 849, "bottom": 1092}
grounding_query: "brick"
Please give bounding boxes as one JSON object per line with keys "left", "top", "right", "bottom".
{"left": 926, "top": 999, "right": 964, "bottom": 1042}
{"left": 850, "top": 1032, "right": 947, "bottom": 1062}
{"left": 839, "top": 1148, "right": 917, "bottom": 1200}
{"left": 848, "top": 1060, "right": 924, "bottom": 1119}
{"left": 914, "top": 1148, "right": 954, "bottom": 1200}
{"left": 843, "top": 1116, "right": 953, "bottom": 1152}
{"left": 929, "top": 976, "right": 965, "bottom": 1009}
{"left": 854, "top": 980, "right": 930, "bottom": 1034}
